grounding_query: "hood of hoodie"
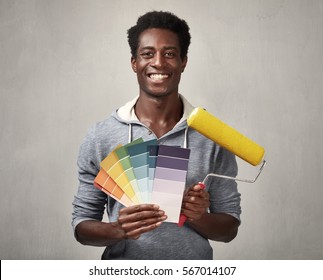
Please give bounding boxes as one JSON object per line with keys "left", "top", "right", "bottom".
{"left": 112, "top": 94, "right": 195, "bottom": 145}
{"left": 115, "top": 94, "right": 195, "bottom": 123}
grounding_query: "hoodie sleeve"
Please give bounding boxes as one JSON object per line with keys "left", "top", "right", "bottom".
{"left": 207, "top": 147, "right": 242, "bottom": 222}
{"left": 71, "top": 125, "right": 107, "bottom": 236}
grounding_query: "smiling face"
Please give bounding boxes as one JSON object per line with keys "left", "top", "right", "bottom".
{"left": 131, "top": 28, "right": 187, "bottom": 98}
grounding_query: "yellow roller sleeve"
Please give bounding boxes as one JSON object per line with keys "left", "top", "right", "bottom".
{"left": 187, "top": 107, "right": 265, "bottom": 166}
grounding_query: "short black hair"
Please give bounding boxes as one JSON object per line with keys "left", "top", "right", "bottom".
{"left": 127, "top": 11, "right": 191, "bottom": 60}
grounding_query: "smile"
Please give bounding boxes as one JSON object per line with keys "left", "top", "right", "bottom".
{"left": 148, "top": 73, "right": 170, "bottom": 80}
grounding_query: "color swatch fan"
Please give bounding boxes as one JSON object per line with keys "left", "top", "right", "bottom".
{"left": 94, "top": 139, "right": 191, "bottom": 223}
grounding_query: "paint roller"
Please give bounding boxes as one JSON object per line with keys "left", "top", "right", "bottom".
{"left": 187, "top": 107, "right": 266, "bottom": 184}
{"left": 178, "top": 107, "right": 266, "bottom": 226}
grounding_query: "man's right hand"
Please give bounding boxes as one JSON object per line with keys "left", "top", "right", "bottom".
{"left": 117, "top": 204, "right": 167, "bottom": 240}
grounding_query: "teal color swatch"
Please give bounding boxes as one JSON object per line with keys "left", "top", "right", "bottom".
{"left": 127, "top": 139, "right": 157, "bottom": 203}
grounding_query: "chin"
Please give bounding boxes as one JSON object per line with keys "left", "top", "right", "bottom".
{"left": 145, "top": 87, "right": 175, "bottom": 98}
{"left": 147, "top": 92, "right": 172, "bottom": 99}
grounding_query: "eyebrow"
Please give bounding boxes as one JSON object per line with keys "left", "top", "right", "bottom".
{"left": 139, "top": 46, "right": 179, "bottom": 51}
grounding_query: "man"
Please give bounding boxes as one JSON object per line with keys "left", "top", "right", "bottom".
{"left": 72, "top": 11, "right": 241, "bottom": 260}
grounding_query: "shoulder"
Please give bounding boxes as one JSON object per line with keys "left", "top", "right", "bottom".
{"left": 78, "top": 112, "right": 129, "bottom": 166}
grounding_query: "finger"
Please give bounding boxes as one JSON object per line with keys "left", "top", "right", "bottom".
{"left": 192, "top": 184, "right": 205, "bottom": 191}
{"left": 119, "top": 211, "right": 166, "bottom": 228}
{"left": 182, "top": 200, "right": 209, "bottom": 213}
{"left": 186, "top": 188, "right": 209, "bottom": 199}
{"left": 183, "top": 193, "right": 210, "bottom": 207}
{"left": 122, "top": 213, "right": 168, "bottom": 240}
{"left": 121, "top": 214, "right": 167, "bottom": 233}
{"left": 119, "top": 204, "right": 160, "bottom": 215}
{"left": 181, "top": 195, "right": 210, "bottom": 213}
{"left": 180, "top": 208, "right": 205, "bottom": 221}
{"left": 187, "top": 186, "right": 208, "bottom": 195}
{"left": 118, "top": 209, "right": 165, "bottom": 224}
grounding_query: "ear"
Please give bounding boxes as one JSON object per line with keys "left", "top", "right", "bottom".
{"left": 131, "top": 57, "right": 137, "bottom": 73}
{"left": 181, "top": 56, "right": 188, "bottom": 73}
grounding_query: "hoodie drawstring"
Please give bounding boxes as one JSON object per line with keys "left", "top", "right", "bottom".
{"left": 128, "top": 123, "right": 132, "bottom": 143}
{"left": 183, "top": 126, "right": 188, "bottom": 149}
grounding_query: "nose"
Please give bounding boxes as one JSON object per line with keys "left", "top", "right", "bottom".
{"left": 151, "top": 52, "right": 164, "bottom": 68}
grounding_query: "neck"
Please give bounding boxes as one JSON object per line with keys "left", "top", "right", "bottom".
{"left": 135, "top": 94, "right": 183, "bottom": 138}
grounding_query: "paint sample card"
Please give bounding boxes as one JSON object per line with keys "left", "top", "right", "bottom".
{"left": 100, "top": 139, "right": 143, "bottom": 205}
{"left": 114, "top": 138, "right": 144, "bottom": 203}
{"left": 148, "top": 145, "right": 159, "bottom": 203}
{"left": 127, "top": 139, "right": 158, "bottom": 203}
{"left": 151, "top": 145, "right": 191, "bottom": 223}
{"left": 94, "top": 168, "right": 133, "bottom": 207}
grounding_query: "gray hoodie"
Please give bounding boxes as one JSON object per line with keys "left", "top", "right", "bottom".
{"left": 72, "top": 95, "right": 241, "bottom": 259}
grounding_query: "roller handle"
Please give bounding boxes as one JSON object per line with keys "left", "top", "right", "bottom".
{"left": 177, "top": 182, "right": 206, "bottom": 227}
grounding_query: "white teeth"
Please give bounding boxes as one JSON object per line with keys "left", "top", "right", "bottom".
{"left": 149, "top": 74, "right": 169, "bottom": 80}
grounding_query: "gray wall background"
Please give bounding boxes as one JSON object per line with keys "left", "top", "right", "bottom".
{"left": 1, "top": 0, "right": 322, "bottom": 260}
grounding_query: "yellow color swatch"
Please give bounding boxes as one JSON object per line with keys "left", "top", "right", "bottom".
{"left": 100, "top": 145, "right": 139, "bottom": 204}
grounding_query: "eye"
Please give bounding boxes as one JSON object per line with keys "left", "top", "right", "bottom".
{"left": 165, "top": 51, "right": 176, "bottom": 58}
{"left": 140, "top": 51, "right": 154, "bottom": 58}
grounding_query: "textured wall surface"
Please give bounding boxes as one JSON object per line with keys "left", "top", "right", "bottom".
{"left": 1, "top": 0, "right": 322, "bottom": 259}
